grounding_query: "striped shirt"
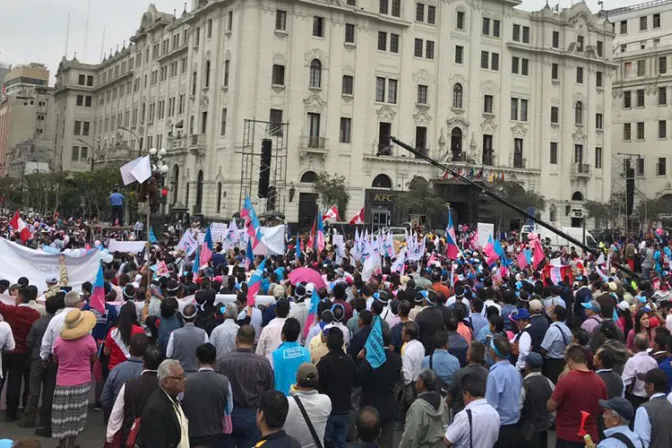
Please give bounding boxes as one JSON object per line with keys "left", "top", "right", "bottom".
{"left": 216, "top": 348, "right": 274, "bottom": 408}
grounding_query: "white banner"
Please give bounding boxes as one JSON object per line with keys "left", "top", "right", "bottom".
{"left": 252, "top": 225, "right": 286, "bottom": 256}
{"left": 210, "top": 222, "right": 228, "bottom": 242}
{"left": 176, "top": 231, "right": 198, "bottom": 256}
{"left": 108, "top": 240, "right": 146, "bottom": 253}
{"left": 0, "top": 239, "right": 101, "bottom": 291}
{"left": 477, "top": 222, "right": 494, "bottom": 248}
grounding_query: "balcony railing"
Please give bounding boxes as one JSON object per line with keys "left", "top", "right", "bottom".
{"left": 482, "top": 153, "right": 494, "bottom": 166}
{"left": 299, "top": 136, "right": 328, "bottom": 157}
{"left": 451, "top": 152, "right": 467, "bottom": 162}
{"left": 513, "top": 157, "right": 526, "bottom": 169}
{"left": 572, "top": 163, "right": 591, "bottom": 177}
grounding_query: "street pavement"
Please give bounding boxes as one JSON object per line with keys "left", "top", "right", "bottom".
{"left": 0, "top": 407, "right": 106, "bottom": 447}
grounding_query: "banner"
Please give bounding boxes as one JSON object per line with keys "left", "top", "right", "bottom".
{"left": 477, "top": 222, "right": 494, "bottom": 248}
{"left": 176, "top": 230, "right": 198, "bottom": 256}
{"left": 252, "top": 225, "right": 286, "bottom": 256}
{"left": 0, "top": 239, "right": 101, "bottom": 291}
{"left": 210, "top": 222, "right": 229, "bottom": 242}
{"left": 108, "top": 240, "right": 146, "bottom": 253}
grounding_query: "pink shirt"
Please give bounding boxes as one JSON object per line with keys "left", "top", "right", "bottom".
{"left": 53, "top": 335, "right": 96, "bottom": 387}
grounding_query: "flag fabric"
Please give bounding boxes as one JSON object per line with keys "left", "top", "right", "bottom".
{"left": 245, "top": 237, "right": 254, "bottom": 271}
{"left": 323, "top": 205, "right": 341, "bottom": 222}
{"left": 316, "top": 212, "right": 325, "bottom": 252}
{"left": 391, "top": 250, "right": 406, "bottom": 273}
{"left": 247, "top": 258, "right": 267, "bottom": 306}
{"left": 242, "top": 197, "right": 263, "bottom": 248}
{"left": 149, "top": 227, "right": 158, "bottom": 244}
{"left": 349, "top": 208, "right": 365, "bottom": 225}
{"left": 120, "top": 156, "right": 151, "bottom": 185}
{"left": 90, "top": 264, "right": 106, "bottom": 314}
{"left": 483, "top": 235, "right": 497, "bottom": 259}
{"left": 517, "top": 251, "right": 529, "bottom": 269}
{"left": 295, "top": 233, "right": 302, "bottom": 260}
{"left": 303, "top": 287, "right": 321, "bottom": 338}
{"left": 531, "top": 238, "right": 546, "bottom": 269}
{"left": 9, "top": 211, "right": 32, "bottom": 242}
{"left": 308, "top": 218, "right": 316, "bottom": 251}
{"left": 450, "top": 262, "right": 456, "bottom": 288}
{"left": 364, "top": 316, "right": 387, "bottom": 369}
{"left": 445, "top": 213, "right": 459, "bottom": 260}
{"left": 200, "top": 226, "right": 214, "bottom": 266}
{"left": 192, "top": 246, "right": 200, "bottom": 276}
{"left": 177, "top": 230, "right": 198, "bottom": 256}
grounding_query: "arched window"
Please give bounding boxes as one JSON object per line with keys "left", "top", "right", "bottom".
{"left": 372, "top": 174, "right": 392, "bottom": 189}
{"left": 216, "top": 182, "right": 222, "bottom": 213}
{"left": 309, "top": 59, "right": 322, "bottom": 89}
{"left": 300, "top": 171, "right": 318, "bottom": 183}
{"left": 204, "top": 60, "right": 211, "bottom": 88}
{"left": 171, "top": 165, "right": 179, "bottom": 205}
{"left": 572, "top": 191, "right": 584, "bottom": 201}
{"left": 452, "top": 84, "right": 463, "bottom": 109}
{"left": 575, "top": 101, "right": 583, "bottom": 125}
{"left": 195, "top": 170, "right": 204, "bottom": 213}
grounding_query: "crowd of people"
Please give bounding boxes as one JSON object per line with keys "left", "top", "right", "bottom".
{"left": 1, "top": 213, "right": 672, "bottom": 448}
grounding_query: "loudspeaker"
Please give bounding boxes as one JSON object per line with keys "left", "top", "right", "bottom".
{"left": 258, "top": 139, "right": 272, "bottom": 198}
{"left": 626, "top": 168, "right": 635, "bottom": 216}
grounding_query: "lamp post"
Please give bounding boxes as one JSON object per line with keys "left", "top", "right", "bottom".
{"left": 144, "top": 147, "right": 169, "bottom": 283}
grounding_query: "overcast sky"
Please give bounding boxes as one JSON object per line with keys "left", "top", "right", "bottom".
{"left": 2, "top": 0, "right": 638, "bottom": 82}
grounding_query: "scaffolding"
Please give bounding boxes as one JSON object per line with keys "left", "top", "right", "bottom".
{"left": 238, "top": 119, "right": 289, "bottom": 216}
{"left": 611, "top": 152, "right": 648, "bottom": 234}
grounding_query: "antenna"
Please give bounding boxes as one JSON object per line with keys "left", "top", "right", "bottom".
{"left": 100, "top": 27, "right": 106, "bottom": 62}
{"left": 83, "top": 0, "right": 91, "bottom": 61}
{"left": 64, "top": 11, "right": 71, "bottom": 58}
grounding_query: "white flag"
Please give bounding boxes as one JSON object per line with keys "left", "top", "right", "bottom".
{"left": 120, "top": 156, "right": 152, "bottom": 185}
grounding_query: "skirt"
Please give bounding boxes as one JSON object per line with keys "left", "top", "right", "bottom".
{"left": 52, "top": 383, "right": 91, "bottom": 439}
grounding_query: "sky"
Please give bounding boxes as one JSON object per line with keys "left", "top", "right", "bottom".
{"left": 0, "top": 0, "right": 643, "bottom": 82}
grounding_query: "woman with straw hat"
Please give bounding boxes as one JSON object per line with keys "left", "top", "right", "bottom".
{"left": 51, "top": 308, "right": 97, "bottom": 448}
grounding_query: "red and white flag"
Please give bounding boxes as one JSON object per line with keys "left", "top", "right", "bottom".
{"left": 323, "top": 205, "right": 341, "bottom": 222}
{"left": 349, "top": 208, "right": 365, "bottom": 225}
{"left": 10, "top": 210, "right": 32, "bottom": 242}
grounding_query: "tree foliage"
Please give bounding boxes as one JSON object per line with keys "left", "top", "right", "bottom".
{"left": 312, "top": 172, "right": 351, "bottom": 213}
{"left": 490, "top": 180, "right": 546, "bottom": 230}
{"left": 397, "top": 177, "right": 447, "bottom": 222}
{"left": 585, "top": 200, "right": 618, "bottom": 229}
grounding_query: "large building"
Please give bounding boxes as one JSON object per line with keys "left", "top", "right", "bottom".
{"left": 605, "top": 0, "right": 672, "bottom": 222}
{"left": 0, "top": 64, "right": 55, "bottom": 176}
{"left": 54, "top": 0, "right": 614, "bottom": 228}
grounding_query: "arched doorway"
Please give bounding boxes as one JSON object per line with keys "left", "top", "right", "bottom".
{"left": 298, "top": 171, "right": 318, "bottom": 229}
{"left": 450, "top": 128, "right": 462, "bottom": 161}
{"left": 372, "top": 174, "right": 392, "bottom": 189}
{"left": 195, "top": 170, "right": 204, "bottom": 214}
{"left": 171, "top": 165, "right": 179, "bottom": 205}
{"left": 300, "top": 171, "right": 317, "bottom": 183}
{"left": 572, "top": 191, "right": 584, "bottom": 201}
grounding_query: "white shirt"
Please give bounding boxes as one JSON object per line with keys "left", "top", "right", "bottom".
{"left": 445, "top": 398, "right": 500, "bottom": 448}
{"left": 209, "top": 320, "right": 239, "bottom": 362}
{"left": 289, "top": 302, "right": 310, "bottom": 343}
{"left": 622, "top": 351, "right": 658, "bottom": 398}
{"left": 256, "top": 317, "right": 287, "bottom": 361}
{"left": 634, "top": 392, "right": 666, "bottom": 447}
{"left": 40, "top": 307, "right": 76, "bottom": 361}
{"left": 513, "top": 325, "right": 532, "bottom": 372}
{"left": 402, "top": 339, "right": 425, "bottom": 385}
{"left": 284, "top": 390, "right": 332, "bottom": 448}
{"left": 0, "top": 321, "right": 15, "bottom": 379}
{"left": 329, "top": 322, "right": 351, "bottom": 347}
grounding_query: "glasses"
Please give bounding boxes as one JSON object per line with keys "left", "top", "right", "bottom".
{"left": 167, "top": 376, "right": 186, "bottom": 382}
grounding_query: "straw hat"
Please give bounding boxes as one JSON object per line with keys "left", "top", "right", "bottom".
{"left": 60, "top": 309, "right": 97, "bottom": 340}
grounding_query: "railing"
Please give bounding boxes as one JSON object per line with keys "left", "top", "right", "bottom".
{"left": 572, "top": 163, "right": 591, "bottom": 177}
{"left": 451, "top": 152, "right": 467, "bottom": 162}
{"left": 482, "top": 153, "right": 495, "bottom": 166}
{"left": 189, "top": 134, "right": 202, "bottom": 146}
{"left": 300, "top": 136, "right": 327, "bottom": 150}
{"left": 513, "top": 157, "right": 526, "bottom": 169}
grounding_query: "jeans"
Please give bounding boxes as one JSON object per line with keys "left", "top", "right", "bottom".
{"left": 39, "top": 360, "right": 58, "bottom": 433}
{"left": 24, "top": 358, "right": 44, "bottom": 421}
{"left": 495, "top": 424, "right": 521, "bottom": 448}
{"left": 324, "top": 413, "right": 349, "bottom": 448}
{"left": 231, "top": 407, "right": 259, "bottom": 448}
{"left": 2, "top": 352, "right": 30, "bottom": 418}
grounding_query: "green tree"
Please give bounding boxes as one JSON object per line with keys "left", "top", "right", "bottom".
{"left": 490, "top": 180, "right": 546, "bottom": 230}
{"left": 585, "top": 199, "right": 618, "bottom": 229}
{"left": 312, "top": 172, "right": 351, "bottom": 215}
{"left": 397, "top": 177, "right": 447, "bottom": 225}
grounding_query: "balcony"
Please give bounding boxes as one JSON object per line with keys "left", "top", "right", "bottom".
{"left": 188, "top": 134, "right": 205, "bottom": 156}
{"left": 299, "top": 136, "right": 328, "bottom": 158}
{"left": 572, "top": 163, "right": 591, "bottom": 178}
{"left": 482, "top": 153, "right": 495, "bottom": 166}
{"left": 512, "top": 157, "right": 526, "bottom": 169}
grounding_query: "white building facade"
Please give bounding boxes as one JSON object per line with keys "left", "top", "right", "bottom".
{"left": 606, "top": 0, "right": 672, "bottom": 218}
{"left": 54, "top": 0, "right": 614, "bottom": 228}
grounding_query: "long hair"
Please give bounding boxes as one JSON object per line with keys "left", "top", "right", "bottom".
{"left": 634, "top": 309, "right": 651, "bottom": 336}
{"left": 117, "top": 302, "right": 139, "bottom": 345}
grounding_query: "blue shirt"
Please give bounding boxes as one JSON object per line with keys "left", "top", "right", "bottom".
{"left": 109, "top": 192, "right": 125, "bottom": 206}
{"left": 469, "top": 314, "right": 489, "bottom": 338}
{"left": 82, "top": 302, "right": 118, "bottom": 341}
{"left": 540, "top": 321, "right": 572, "bottom": 359}
{"left": 485, "top": 360, "right": 522, "bottom": 425}
{"left": 597, "top": 424, "right": 644, "bottom": 447}
{"left": 658, "top": 357, "right": 672, "bottom": 394}
{"left": 421, "top": 349, "right": 460, "bottom": 386}
{"left": 272, "top": 341, "right": 311, "bottom": 396}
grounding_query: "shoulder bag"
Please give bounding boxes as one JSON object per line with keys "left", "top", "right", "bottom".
{"left": 293, "top": 396, "right": 323, "bottom": 448}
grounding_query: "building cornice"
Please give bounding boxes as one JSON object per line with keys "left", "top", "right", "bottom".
{"left": 507, "top": 42, "right": 619, "bottom": 68}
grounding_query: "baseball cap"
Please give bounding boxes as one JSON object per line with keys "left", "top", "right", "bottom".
{"left": 296, "top": 363, "right": 319, "bottom": 387}
{"left": 598, "top": 397, "right": 634, "bottom": 422}
{"left": 46, "top": 277, "right": 58, "bottom": 284}
{"left": 618, "top": 301, "right": 630, "bottom": 312}
{"left": 510, "top": 308, "right": 531, "bottom": 321}
{"left": 373, "top": 291, "right": 389, "bottom": 303}
{"left": 525, "top": 352, "right": 543, "bottom": 368}
{"left": 529, "top": 299, "right": 543, "bottom": 312}
{"left": 581, "top": 300, "right": 601, "bottom": 313}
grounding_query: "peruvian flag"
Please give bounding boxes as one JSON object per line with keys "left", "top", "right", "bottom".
{"left": 323, "top": 205, "right": 341, "bottom": 222}
{"left": 542, "top": 264, "right": 573, "bottom": 286}
{"left": 10, "top": 211, "right": 32, "bottom": 242}
{"left": 349, "top": 208, "right": 365, "bottom": 225}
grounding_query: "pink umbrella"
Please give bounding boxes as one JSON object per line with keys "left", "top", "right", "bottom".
{"left": 288, "top": 267, "right": 326, "bottom": 289}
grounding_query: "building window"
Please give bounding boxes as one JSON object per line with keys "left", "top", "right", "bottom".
{"left": 82, "top": 121, "right": 90, "bottom": 136}
{"left": 637, "top": 158, "right": 645, "bottom": 175}
{"left": 345, "top": 23, "right": 355, "bottom": 43}
{"left": 222, "top": 60, "right": 229, "bottom": 88}
{"left": 513, "top": 138, "right": 524, "bottom": 168}
{"left": 378, "top": 32, "right": 387, "bottom": 51}
{"left": 576, "top": 67, "right": 584, "bottom": 83}
{"left": 511, "top": 98, "right": 519, "bottom": 120}
{"left": 76, "top": 95, "right": 84, "bottom": 106}
{"left": 657, "top": 157, "right": 667, "bottom": 176}
{"left": 414, "top": 38, "right": 423, "bottom": 57}
{"left": 74, "top": 121, "right": 81, "bottom": 135}
{"left": 453, "top": 84, "right": 463, "bottom": 109}
{"left": 521, "top": 25, "right": 529, "bottom": 42}
{"left": 270, "top": 109, "right": 283, "bottom": 136}
{"left": 640, "top": 16, "right": 647, "bottom": 30}
{"left": 596, "top": 113, "right": 603, "bottom": 130}
{"left": 456, "top": 11, "right": 465, "bottom": 30}
{"left": 309, "top": 59, "right": 322, "bottom": 88}
{"left": 620, "top": 20, "right": 627, "bottom": 34}
{"left": 637, "top": 89, "right": 645, "bottom": 107}
{"left": 380, "top": 0, "right": 389, "bottom": 14}
{"left": 596, "top": 71, "right": 603, "bottom": 87}
{"left": 204, "top": 60, "right": 211, "bottom": 88}
{"left": 415, "top": 126, "right": 428, "bottom": 151}
{"left": 481, "top": 51, "right": 489, "bottom": 69}
{"left": 388, "top": 79, "right": 398, "bottom": 103}
{"left": 482, "top": 17, "right": 490, "bottom": 35}
{"left": 313, "top": 16, "right": 324, "bottom": 37}
{"left": 624, "top": 90, "right": 632, "bottom": 108}
{"left": 552, "top": 63, "right": 559, "bottom": 80}
{"left": 340, "top": 118, "right": 352, "bottom": 143}
{"left": 416, "top": 3, "right": 425, "bottom": 21}
{"left": 512, "top": 57, "right": 519, "bottom": 74}
{"left": 227, "top": 11, "right": 233, "bottom": 31}
{"left": 78, "top": 74, "right": 86, "bottom": 86}
{"left": 660, "top": 120, "right": 667, "bottom": 138}
{"left": 654, "top": 13, "right": 661, "bottom": 28}
{"left": 551, "top": 106, "right": 559, "bottom": 124}
{"left": 390, "top": 34, "right": 399, "bottom": 53}
{"left": 550, "top": 142, "right": 558, "bottom": 164}
{"left": 484, "top": 95, "right": 493, "bottom": 114}
{"left": 552, "top": 31, "right": 559, "bottom": 48}
{"left": 455, "top": 45, "right": 463, "bottom": 64}
{"left": 637, "top": 122, "right": 645, "bottom": 140}
{"left": 624, "top": 123, "right": 632, "bottom": 140}
{"left": 513, "top": 24, "right": 520, "bottom": 41}
{"left": 276, "top": 10, "right": 287, "bottom": 30}
{"left": 272, "top": 64, "right": 285, "bottom": 86}
{"left": 376, "top": 77, "right": 386, "bottom": 102}
{"left": 426, "top": 41, "right": 435, "bottom": 59}
{"left": 391, "top": 0, "right": 401, "bottom": 17}
{"left": 577, "top": 35, "right": 584, "bottom": 52}
{"left": 417, "top": 85, "right": 428, "bottom": 104}
{"left": 521, "top": 59, "right": 529, "bottom": 76}
{"left": 660, "top": 57, "right": 667, "bottom": 74}
{"left": 219, "top": 107, "right": 227, "bottom": 137}
{"left": 595, "top": 147, "right": 602, "bottom": 169}
{"left": 342, "top": 75, "right": 354, "bottom": 95}
{"left": 493, "top": 20, "right": 500, "bottom": 37}
{"left": 520, "top": 99, "right": 528, "bottom": 121}
{"left": 483, "top": 135, "right": 493, "bottom": 165}
{"left": 659, "top": 87, "right": 667, "bottom": 105}
{"left": 491, "top": 53, "right": 499, "bottom": 71}
{"left": 575, "top": 101, "right": 583, "bottom": 125}
{"left": 637, "top": 60, "right": 645, "bottom": 76}
{"left": 596, "top": 40, "right": 603, "bottom": 57}
{"left": 427, "top": 5, "right": 436, "bottom": 24}
{"left": 207, "top": 19, "right": 213, "bottom": 38}
{"left": 87, "top": 75, "right": 94, "bottom": 86}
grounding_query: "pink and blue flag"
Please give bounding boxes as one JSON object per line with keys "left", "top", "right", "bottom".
{"left": 247, "top": 257, "right": 267, "bottom": 306}
{"left": 295, "top": 233, "right": 302, "bottom": 260}
{"left": 304, "top": 286, "right": 321, "bottom": 338}
{"left": 446, "top": 213, "right": 459, "bottom": 260}
{"left": 200, "top": 225, "right": 214, "bottom": 266}
{"left": 245, "top": 237, "right": 254, "bottom": 270}
{"left": 242, "top": 197, "right": 263, "bottom": 248}
{"left": 90, "top": 264, "right": 105, "bottom": 314}
{"left": 316, "top": 211, "right": 325, "bottom": 252}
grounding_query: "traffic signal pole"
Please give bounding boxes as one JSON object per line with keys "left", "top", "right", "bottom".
{"left": 390, "top": 136, "right": 639, "bottom": 279}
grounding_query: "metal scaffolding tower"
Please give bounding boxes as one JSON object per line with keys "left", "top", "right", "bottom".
{"left": 611, "top": 152, "right": 647, "bottom": 234}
